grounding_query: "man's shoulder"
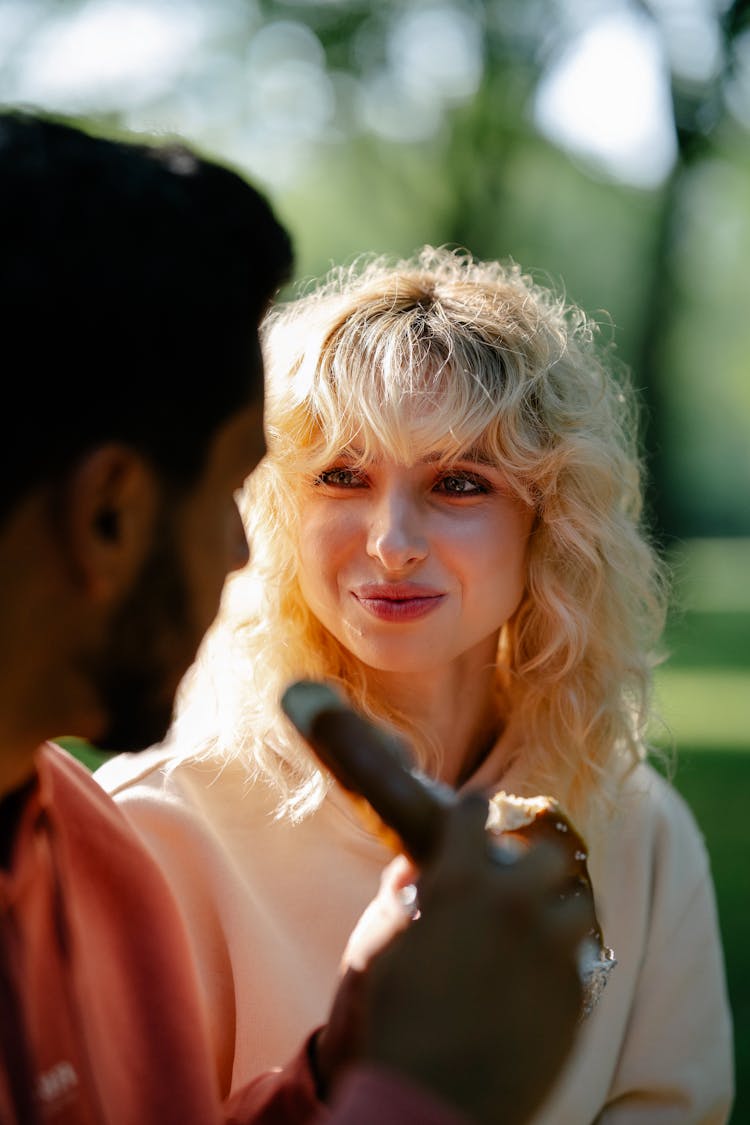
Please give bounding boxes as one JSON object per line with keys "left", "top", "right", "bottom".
{"left": 42, "top": 741, "right": 135, "bottom": 827}
{"left": 40, "top": 742, "right": 184, "bottom": 896}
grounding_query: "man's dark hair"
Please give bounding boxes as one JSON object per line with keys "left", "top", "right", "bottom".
{"left": 0, "top": 110, "right": 293, "bottom": 522}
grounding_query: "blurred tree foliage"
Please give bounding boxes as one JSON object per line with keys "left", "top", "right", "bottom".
{"left": 271, "top": 0, "right": 750, "bottom": 542}
{"left": 2, "top": 0, "right": 748, "bottom": 538}
{"left": 631, "top": 0, "right": 750, "bottom": 540}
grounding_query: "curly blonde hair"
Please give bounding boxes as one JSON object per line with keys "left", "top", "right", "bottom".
{"left": 171, "top": 246, "right": 668, "bottom": 820}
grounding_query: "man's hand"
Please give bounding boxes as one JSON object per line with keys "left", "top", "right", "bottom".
{"left": 313, "top": 855, "right": 418, "bottom": 1097}
{"left": 282, "top": 683, "right": 588, "bottom": 1123}
{"left": 319, "top": 796, "right": 589, "bottom": 1125}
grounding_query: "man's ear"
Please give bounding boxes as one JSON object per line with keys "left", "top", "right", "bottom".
{"left": 61, "top": 445, "right": 160, "bottom": 603}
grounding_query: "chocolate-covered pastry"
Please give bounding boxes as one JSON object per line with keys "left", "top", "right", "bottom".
{"left": 487, "top": 791, "right": 616, "bottom": 1017}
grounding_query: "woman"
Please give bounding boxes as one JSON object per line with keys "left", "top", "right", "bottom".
{"left": 97, "top": 247, "right": 733, "bottom": 1121}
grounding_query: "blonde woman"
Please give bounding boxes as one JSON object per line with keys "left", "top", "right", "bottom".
{"left": 97, "top": 247, "right": 733, "bottom": 1122}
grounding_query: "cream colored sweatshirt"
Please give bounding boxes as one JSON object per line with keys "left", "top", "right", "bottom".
{"left": 95, "top": 747, "right": 734, "bottom": 1125}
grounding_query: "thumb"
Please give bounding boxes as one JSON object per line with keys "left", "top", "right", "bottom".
{"left": 342, "top": 855, "right": 419, "bottom": 974}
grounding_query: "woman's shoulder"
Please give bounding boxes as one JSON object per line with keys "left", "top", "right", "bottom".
{"left": 93, "top": 745, "right": 178, "bottom": 796}
{"left": 93, "top": 743, "right": 274, "bottom": 823}
{"left": 615, "top": 759, "right": 706, "bottom": 842}
{"left": 587, "top": 759, "right": 722, "bottom": 1000}
{"left": 594, "top": 758, "right": 714, "bottom": 897}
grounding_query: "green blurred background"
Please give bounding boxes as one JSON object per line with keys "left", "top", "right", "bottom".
{"left": 6, "top": 0, "right": 747, "bottom": 1117}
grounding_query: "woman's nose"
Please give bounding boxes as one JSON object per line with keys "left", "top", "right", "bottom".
{"left": 366, "top": 490, "right": 428, "bottom": 571}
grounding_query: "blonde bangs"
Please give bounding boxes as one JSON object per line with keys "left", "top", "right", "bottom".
{"left": 263, "top": 256, "right": 568, "bottom": 501}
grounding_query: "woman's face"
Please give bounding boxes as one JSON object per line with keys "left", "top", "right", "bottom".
{"left": 297, "top": 446, "right": 535, "bottom": 679}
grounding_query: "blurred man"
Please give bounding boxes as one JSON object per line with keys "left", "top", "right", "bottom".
{"left": 0, "top": 110, "right": 585, "bottom": 1125}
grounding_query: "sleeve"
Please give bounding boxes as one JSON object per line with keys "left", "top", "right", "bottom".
{"left": 223, "top": 1039, "right": 471, "bottom": 1125}
{"left": 223, "top": 1035, "right": 324, "bottom": 1124}
{"left": 328, "top": 1067, "right": 473, "bottom": 1125}
{"left": 598, "top": 783, "right": 734, "bottom": 1124}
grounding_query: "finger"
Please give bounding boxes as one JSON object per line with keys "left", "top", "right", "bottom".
{"left": 415, "top": 794, "right": 492, "bottom": 898}
{"left": 542, "top": 885, "right": 596, "bottom": 949}
{"left": 431, "top": 792, "right": 494, "bottom": 862}
{"left": 486, "top": 841, "right": 599, "bottom": 955}
{"left": 342, "top": 867, "right": 419, "bottom": 973}
{"left": 281, "top": 680, "right": 452, "bottom": 864}
{"left": 379, "top": 853, "right": 418, "bottom": 894}
{"left": 494, "top": 837, "right": 568, "bottom": 890}
{"left": 379, "top": 855, "right": 421, "bottom": 920}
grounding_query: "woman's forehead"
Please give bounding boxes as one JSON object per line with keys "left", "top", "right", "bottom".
{"left": 307, "top": 417, "right": 502, "bottom": 471}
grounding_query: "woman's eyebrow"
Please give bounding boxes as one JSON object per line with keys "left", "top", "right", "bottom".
{"left": 420, "top": 447, "right": 494, "bottom": 466}
{"left": 327, "top": 446, "right": 497, "bottom": 468}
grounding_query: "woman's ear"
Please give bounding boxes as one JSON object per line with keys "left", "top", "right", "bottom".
{"left": 61, "top": 445, "right": 160, "bottom": 603}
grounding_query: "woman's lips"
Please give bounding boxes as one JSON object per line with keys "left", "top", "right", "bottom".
{"left": 352, "top": 584, "right": 445, "bottom": 622}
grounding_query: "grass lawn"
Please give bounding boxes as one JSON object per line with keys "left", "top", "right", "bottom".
{"left": 659, "top": 749, "right": 750, "bottom": 1124}
{"left": 651, "top": 539, "right": 750, "bottom": 1123}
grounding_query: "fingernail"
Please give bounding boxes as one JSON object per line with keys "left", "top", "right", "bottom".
{"left": 488, "top": 836, "right": 525, "bottom": 865}
{"left": 398, "top": 883, "right": 420, "bottom": 918}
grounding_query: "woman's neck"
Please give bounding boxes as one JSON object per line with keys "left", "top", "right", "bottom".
{"left": 366, "top": 658, "right": 508, "bottom": 788}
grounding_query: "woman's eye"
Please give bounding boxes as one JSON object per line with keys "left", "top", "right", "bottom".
{"left": 315, "top": 467, "right": 364, "bottom": 488}
{"left": 435, "top": 473, "right": 488, "bottom": 495}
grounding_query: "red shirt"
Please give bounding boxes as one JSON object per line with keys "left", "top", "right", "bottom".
{"left": 0, "top": 745, "right": 469, "bottom": 1125}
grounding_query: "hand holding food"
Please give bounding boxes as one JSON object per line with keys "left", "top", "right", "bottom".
{"left": 281, "top": 679, "right": 615, "bottom": 1020}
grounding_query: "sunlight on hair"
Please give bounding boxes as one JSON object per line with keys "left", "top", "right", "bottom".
{"left": 173, "top": 246, "right": 668, "bottom": 825}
